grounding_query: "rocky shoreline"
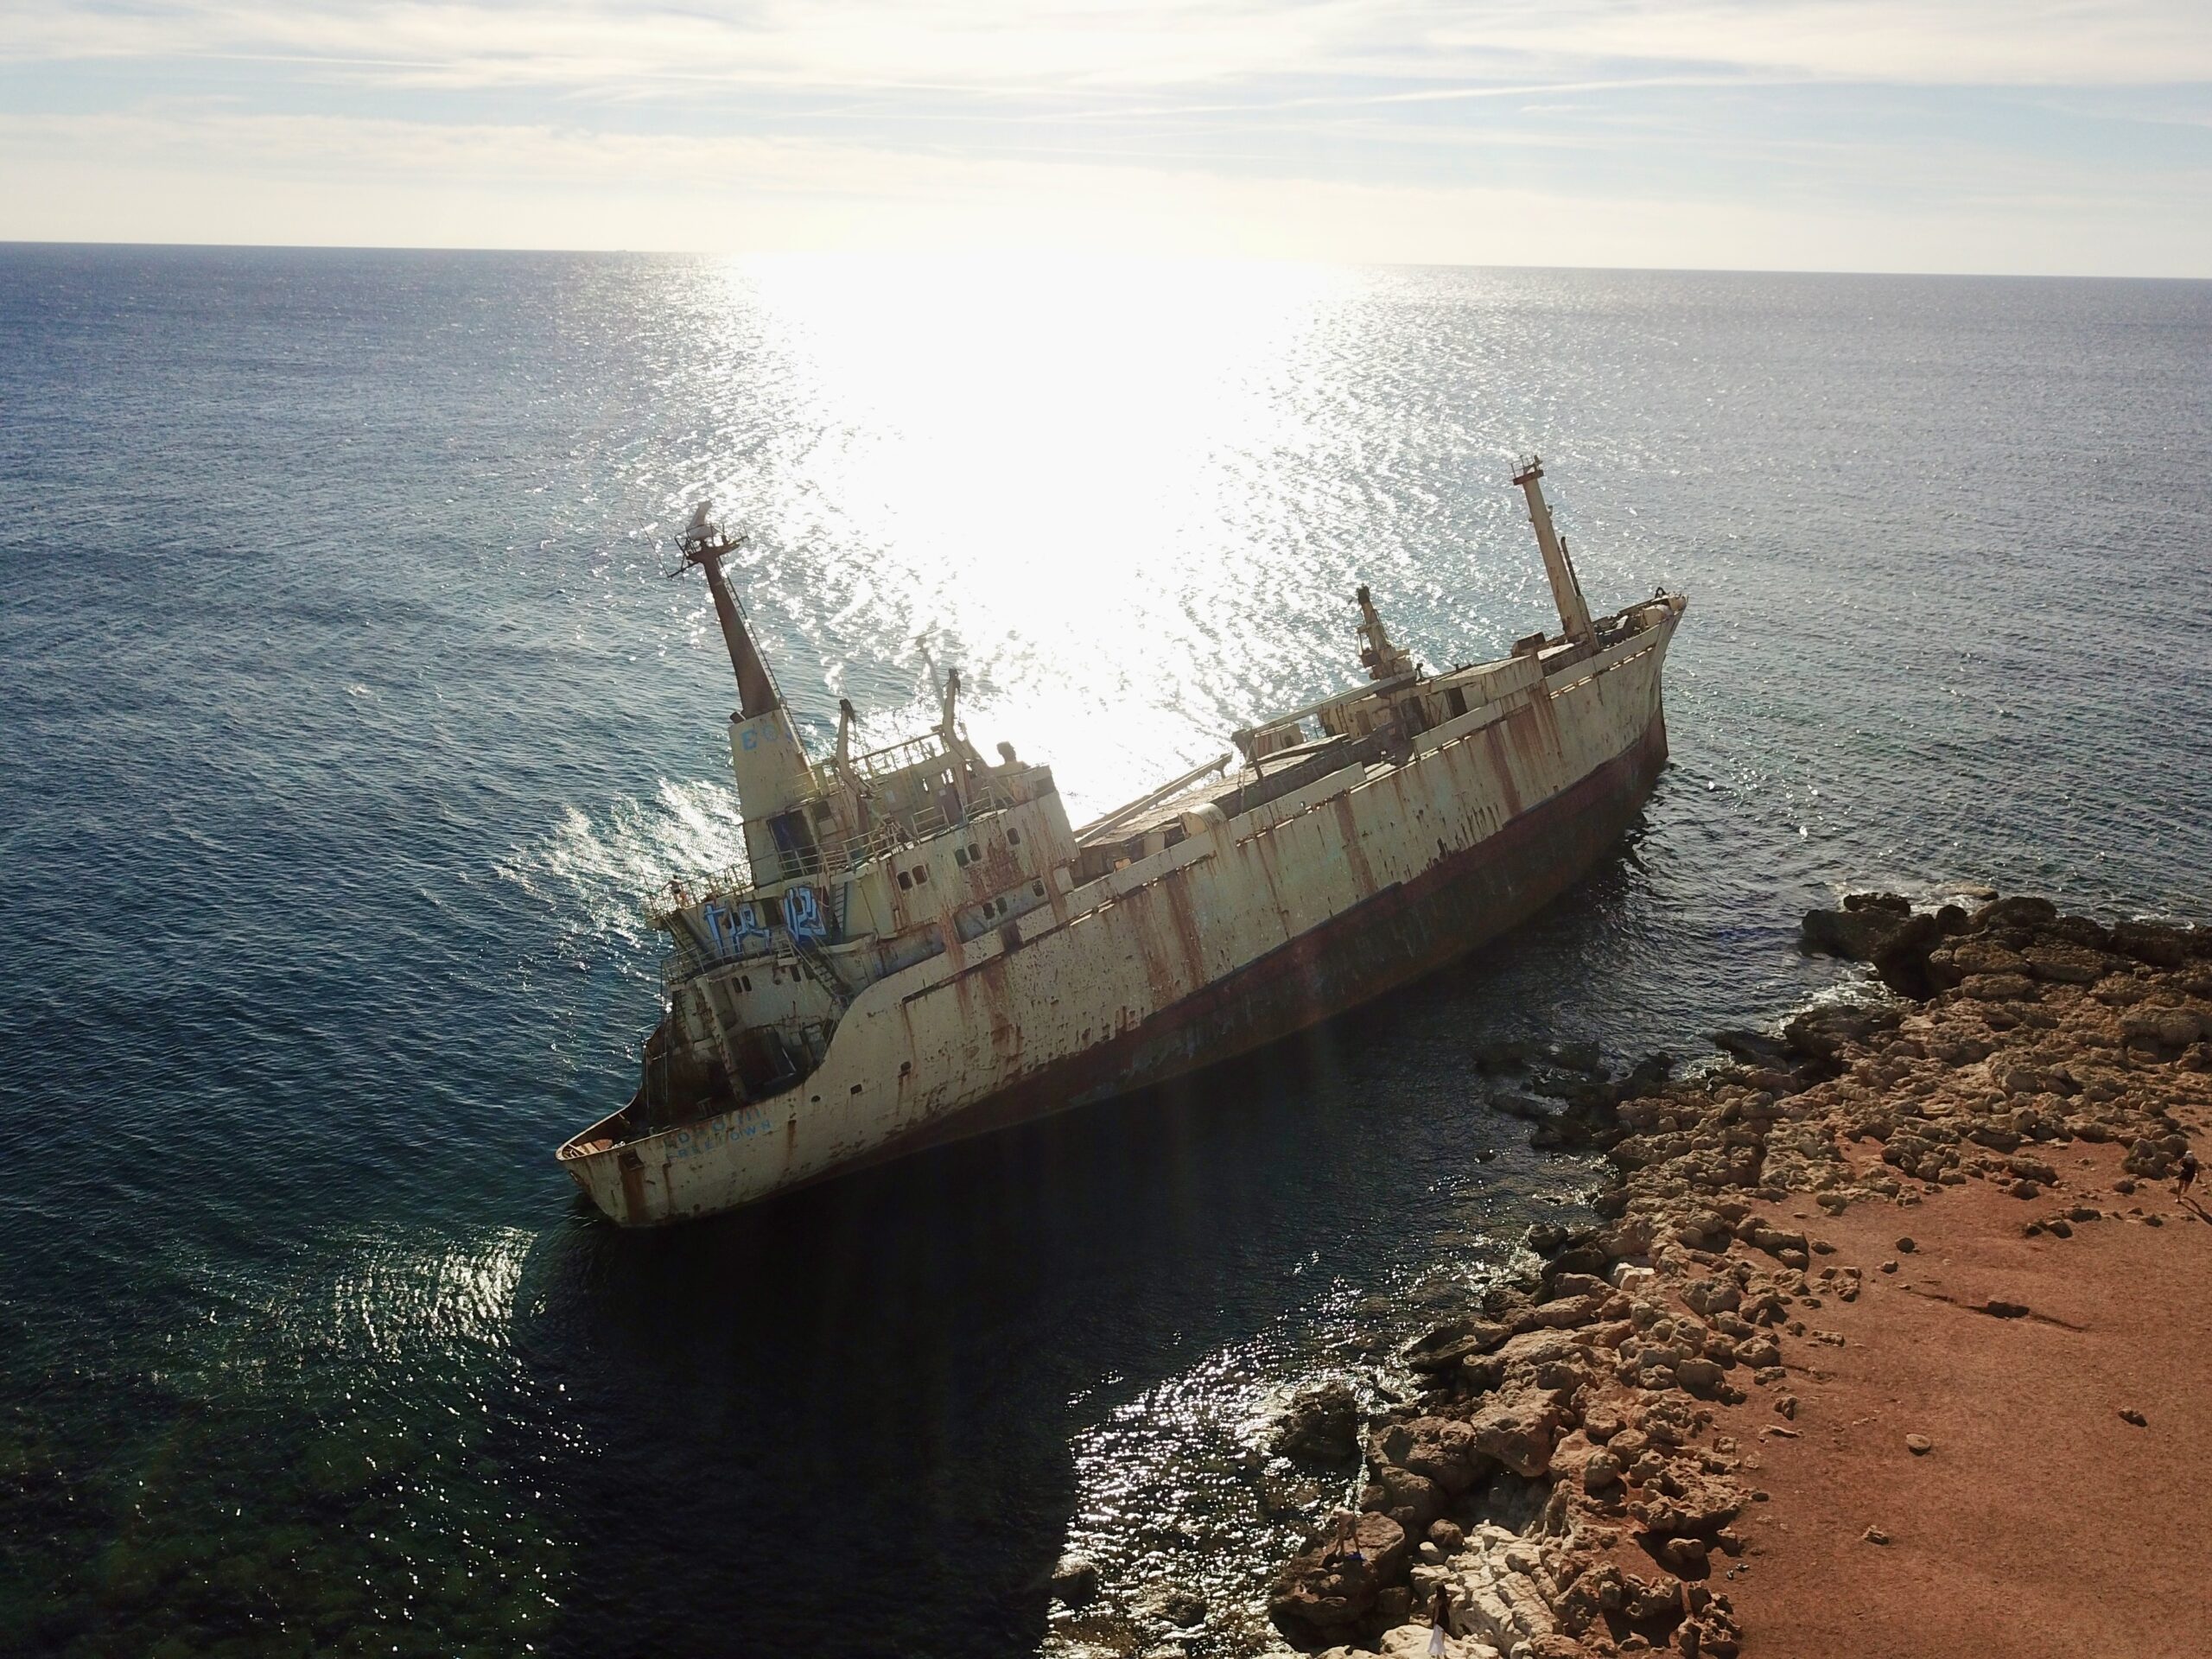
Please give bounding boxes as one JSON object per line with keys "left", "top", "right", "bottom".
{"left": 1259, "top": 891, "right": 2212, "bottom": 1658}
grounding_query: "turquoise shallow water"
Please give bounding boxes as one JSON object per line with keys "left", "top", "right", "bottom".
{"left": 1, "top": 250, "right": 2208, "bottom": 1656}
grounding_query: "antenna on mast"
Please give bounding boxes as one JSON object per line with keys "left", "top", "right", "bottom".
{"left": 1510, "top": 454, "right": 1597, "bottom": 651}
{"left": 674, "top": 500, "right": 782, "bottom": 719}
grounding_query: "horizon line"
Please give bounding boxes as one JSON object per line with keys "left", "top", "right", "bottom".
{"left": 3, "top": 237, "right": 2208, "bottom": 283}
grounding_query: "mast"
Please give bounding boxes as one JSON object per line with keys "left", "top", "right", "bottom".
{"left": 1354, "top": 584, "right": 1414, "bottom": 682}
{"left": 1510, "top": 456, "right": 1596, "bottom": 650}
{"left": 679, "top": 503, "right": 781, "bottom": 718}
{"left": 674, "top": 502, "right": 819, "bottom": 879}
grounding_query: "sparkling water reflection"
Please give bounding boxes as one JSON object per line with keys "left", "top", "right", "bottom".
{"left": 0, "top": 249, "right": 2207, "bottom": 1656}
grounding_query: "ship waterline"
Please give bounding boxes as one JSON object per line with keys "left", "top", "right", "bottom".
{"left": 558, "top": 463, "right": 1685, "bottom": 1225}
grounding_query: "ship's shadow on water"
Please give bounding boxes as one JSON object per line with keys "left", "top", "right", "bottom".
{"left": 513, "top": 843, "right": 1727, "bottom": 1659}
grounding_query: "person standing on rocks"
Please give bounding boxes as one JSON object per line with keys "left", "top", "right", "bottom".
{"left": 1427, "top": 1581, "right": 1454, "bottom": 1656}
{"left": 1322, "top": 1510, "right": 1363, "bottom": 1568}
{"left": 2179, "top": 1149, "right": 2200, "bottom": 1201}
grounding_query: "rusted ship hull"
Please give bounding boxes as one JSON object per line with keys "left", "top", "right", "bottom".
{"left": 562, "top": 603, "right": 1680, "bottom": 1226}
{"left": 791, "top": 707, "right": 1667, "bottom": 1187}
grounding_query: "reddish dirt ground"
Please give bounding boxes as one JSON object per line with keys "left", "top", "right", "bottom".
{"left": 1709, "top": 1141, "right": 2212, "bottom": 1659}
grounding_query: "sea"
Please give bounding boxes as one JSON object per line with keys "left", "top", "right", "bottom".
{"left": 1, "top": 247, "right": 2207, "bottom": 1658}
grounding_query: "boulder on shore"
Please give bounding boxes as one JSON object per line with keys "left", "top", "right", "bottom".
{"left": 1274, "top": 1382, "right": 1363, "bottom": 1464}
{"left": 1268, "top": 1512, "right": 1408, "bottom": 1643}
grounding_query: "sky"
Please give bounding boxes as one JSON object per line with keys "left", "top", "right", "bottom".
{"left": 1, "top": 1, "right": 2209, "bottom": 273}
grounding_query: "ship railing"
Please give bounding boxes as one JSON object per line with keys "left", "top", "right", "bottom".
{"left": 848, "top": 731, "right": 950, "bottom": 781}
{"left": 644, "top": 783, "right": 1013, "bottom": 919}
{"left": 785, "top": 930, "right": 853, "bottom": 1011}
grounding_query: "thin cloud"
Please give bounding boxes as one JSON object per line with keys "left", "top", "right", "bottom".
{"left": 6, "top": 1, "right": 2211, "bottom": 93}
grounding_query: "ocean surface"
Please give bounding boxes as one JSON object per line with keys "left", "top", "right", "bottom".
{"left": 1, "top": 248, "right": 2208, "bottom": 1658}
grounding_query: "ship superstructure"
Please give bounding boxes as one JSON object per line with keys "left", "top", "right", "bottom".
{"left": 559, "top": 465, "right": 1686, "bottom": 1224}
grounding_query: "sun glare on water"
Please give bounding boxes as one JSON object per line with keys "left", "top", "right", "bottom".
{"left": 684, "top": 252, "right": 1383, "bottom": 817}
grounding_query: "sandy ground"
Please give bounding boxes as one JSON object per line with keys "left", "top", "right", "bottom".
{"left": 1714, "top": 1142, "right": 2212, "bottom": 1659}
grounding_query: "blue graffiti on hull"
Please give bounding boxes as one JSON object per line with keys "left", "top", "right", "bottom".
{"left": 702, "top": 900, "right": 771, "bottom": 957}
{"left": 787, "top": 885, "right": 825, "bottom": 939}
{"left": 664, "top": 1103, "right": 778, "bottom": 1161}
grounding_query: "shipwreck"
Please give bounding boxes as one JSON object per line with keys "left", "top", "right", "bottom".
{"left": 558, "top": 461, "right": 1688, "bottom": 1224}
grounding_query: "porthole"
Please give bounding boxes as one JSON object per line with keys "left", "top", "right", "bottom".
{"left": 914, "top": 867, "right": 930, "bottom": 885}
{"left": 1007, "top": 828, "right": 1021, "bottom": 846}
{"left": 898, "top": 871, "right": 912, "bottom": 891}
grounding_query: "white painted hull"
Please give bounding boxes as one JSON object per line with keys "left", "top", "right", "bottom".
{"left": 561, "top": 611, "right": 1681, "bottom": 1225}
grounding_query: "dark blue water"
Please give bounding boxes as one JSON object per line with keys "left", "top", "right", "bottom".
{"left": 2, "top": 247, "right": 2207, "bottom": 1658}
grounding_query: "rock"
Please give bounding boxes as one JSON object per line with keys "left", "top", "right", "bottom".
{"left": 1970, "top": 895, "right": 2056, "bottom": 931}
{"left": 1377, "top": 1416, "right": 1488, "bottom": 1496}
{"left": 1051, "top": 1554, "right": 1100, "bottom": 1607}
{"left": 1895, "top": 1236, "right": 1916, "bottom": 1253}
{"left": 1676, "top": 1357, "right": 1726, "bottom": 1399}
{"left": 1870, "top": 912, "right": 1948, "bottom": 995}
{"left": 1541, "top": 1268, "right": 1611, "bottom": 1301}
{"left": 2109, "top": 920, "right": 2189, "bottom": 969}
{"left": 1951, "top": 939, "right": 2029, "bottom": 978}
{"left": 1734, "top": 1335, "right": 1780, "bottom": 1369}
{"left": 1268, "top": 1513, "right": 1408, "bottom": 1642}
{"left": 2119, "top": 1407, "right": 2148, "bottom": 1427}
{"left": 1622, "top": 1572, "right": 1688, "bottom": 1621}
{"left": 1161, "top": 1590, "right": 1207, "bottom": 1627}
{"left": 2009, "top": 1179, "right": 2043, "bottom": 1199}
{"left": 1846, "top": 892, "right": 1913, "bottom": 915}
{"left": 1557, "top": 1560, "right": 1627, "bottom": 1636}
{"left": 1863, "top": 1525, "right": 1891, "bottom": 1545}
{"left": 1275, "top": 1382, "right": 1362, "bottom": 1464}
{"left": 1682, "top": 1278, "right": 1742, "bottom": 1318}
{"left": 1547, "top": 1038, "right": 1604, "bottom": 1073}
{"left": 1982, "top": 1300, "right": 2030, "bottom": 1319}
{"left": 1783, "top": 1005, "right": 1902, "bottom": 1066}
{"left": 1712, "top": 1028, "right": 1792, "bottom": 1069}
{"left": 1471, "top": 1036, "right": 1536, "bottom": 1071}
{"left": 1584, "top": 1449, "right": 1624, "bottom": 1493}
{"left": 1962, "top": 973, "right": 2038, "bottom": 1002}
{"left": 1802, "top": 903, "right": 1909, "bottom": 962}
{"left": 1428, "top": 1519, "right": 1465, "bottom": 1553}
{"left": 1404, "top": 1321, "right": 1510, "bottom": 1375}
{"left": 1879, "top": 1259, "right": 1898, "bottom": 1274}
{"left": 2024, "top": 943, "right": 2107, "bottom": 984}
{"left": 2123, "top": 1138, "right": 2177, "bottom": 1179}
{"left": 1658, "top": 1535, "right": 1710, "bottom": 1577}
{"left": 1467, "top": 1389, "right": 1564, "bottom": 1478}
{"left": 1904, "top": 1434, "right": 1932, "bottom": 1455}
{"left": 1492, "top": 1090, "right": 1553, "bottom": 1122}
{"left": 1366, "top": 1465, "right": 1446, "bottom": 1531}
{"left": 1521, "top": 1293, "right": 1609, "bottom": 1331}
